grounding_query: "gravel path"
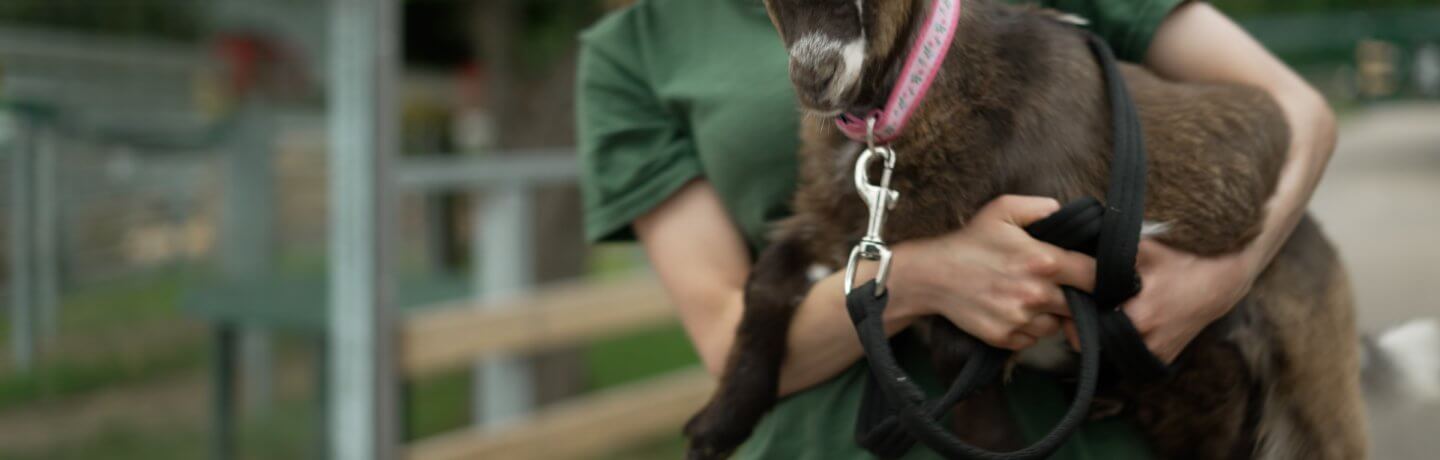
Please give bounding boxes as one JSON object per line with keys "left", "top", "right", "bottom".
{"left": 1310, "top": 102, "right": 1440, "bottom": 460}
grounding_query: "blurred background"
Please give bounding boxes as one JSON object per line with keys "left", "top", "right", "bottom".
{"left": 0, "top": 0, "right": 1436, "bottom": 459}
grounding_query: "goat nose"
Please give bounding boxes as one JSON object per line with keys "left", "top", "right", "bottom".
{"left": 791, "top": 54, "right": 843, "bottom": 103}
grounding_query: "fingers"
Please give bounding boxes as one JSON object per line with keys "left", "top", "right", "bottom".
{"left": 979, "top": 195, "right": 1062, "bottom": 227}
{"left": 952, "top": 309, "right": 1041, "bottom": 351}
{"left": 1062, "top": 320, "right": 1081, "bottom": 351}
{"left": 1017, "top": 314, "right": 1063, "bottom": 339}
{"left": 1004, "top": 332, "right": 1038, "bottom": 351}
{"left": 1000, "top": 315, "right": 1066, "bottom": 351}
{"left": 993, "top": 209, "right": 1093, "bottom": 290}
{"left": 1009, "top": 250, "right": 1093, "bottom": 310}
{"left": 977, "top": 306, "right": 1062, "bottom": 351}
{"left": 1015, "top": 248, "right": 1095, "bottom": 294}
{"left": 993, "top": 275, "right": 1070, "bottom": 318}
{"left": 1048, "top": 250, "right": 1096, "bottom": 293}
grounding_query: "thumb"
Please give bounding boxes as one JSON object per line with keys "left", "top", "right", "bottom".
{"left": 980, "top": 195, "right": 1063, "bottom": 227}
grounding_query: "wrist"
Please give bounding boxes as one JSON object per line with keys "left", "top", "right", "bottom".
{"left": 879, "top": 242, "right": 929, "bottom": 322}
{"left": 1211, "top": 246, "right": 1264, "bottom": 303}
{"left": 835, "top": 253, "right": 921, "bottom": 332}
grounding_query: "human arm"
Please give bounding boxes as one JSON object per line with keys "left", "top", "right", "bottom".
{"left": 636, "top": 184, "right": 1094, "bottom": 395}
{"left": 1116, "top": 2, "right": 1338, "bottom": 362}
{"left": 635, "top": 180, "right": 899, "bottom": 396}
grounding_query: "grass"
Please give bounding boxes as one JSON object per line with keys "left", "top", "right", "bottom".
{"left": 51, "top": 268, "right": 202, "bottom": 335}
{"left": 0, "top": 268, "right": 195, "bottom": 346}
{"left": 584, "top": 323, "right": 699, "bottom": 390}
{"left": 405, "top": 369, "right": 473, "bottom": 441}
{"left": 0, "top": 344, "right": 204, "bottom": 411}
{"left": 5, "top": 396, "right": 320, "bottom": 460}
{"left": 0, "top": 268, "right": 210, "bottom": 410}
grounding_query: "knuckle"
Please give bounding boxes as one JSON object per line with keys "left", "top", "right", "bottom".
{"left": 1003, "top": 302, "right": 1032, "bottom": 326}
{"left": 1013, "top": 251, "right": 1060, "bottom": 276}
{"left": 1016, "top": 282, "right": 1051, "bottom": 307}
{"left": 983, "top": 280, "right": 1010, "bottom": 303}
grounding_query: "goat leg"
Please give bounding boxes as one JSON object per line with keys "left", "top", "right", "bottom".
{"left": 685, "top": 234, "right": 815, "bottom": 459}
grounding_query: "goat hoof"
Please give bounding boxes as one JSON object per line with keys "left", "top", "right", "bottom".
{"left": 684, "top": 404, "right": 748, "bottom": 460}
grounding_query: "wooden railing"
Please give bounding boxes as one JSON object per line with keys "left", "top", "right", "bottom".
{"left": 399, "top": 273, "right": 711, "bottom": 460}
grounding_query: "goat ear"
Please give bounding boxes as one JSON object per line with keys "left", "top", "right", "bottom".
{"left": 762, "top": 1, "right": 787, "bottom": 42}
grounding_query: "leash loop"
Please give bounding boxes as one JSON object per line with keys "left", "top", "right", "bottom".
{"left": 844, "top": 117, "right": 901, "bottom": 297}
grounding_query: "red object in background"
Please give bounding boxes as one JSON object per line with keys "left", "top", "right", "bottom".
{"left": 457, "top": 61, "right": 490, "bottom": 108}
{"left": 212, "top": 33, "right": 312, "bottom": 99}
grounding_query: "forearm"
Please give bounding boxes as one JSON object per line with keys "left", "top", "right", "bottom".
{"left": 1242, "top": 92, "right": 1336, "bottom": 269}
{"left": 1144, "top": 3, "right": 1337, "bottom": 271}
{"left": 692, "top": 269, "right": 914, "bottom": 397}
{"left": 776, "top": 270, "right": 916, "bottom": 395}
{"left": 640, "top": 181, "right": 917, "bottom": 396}
{"left": 662, "top": 192, "right": 1098, "bottom": 392}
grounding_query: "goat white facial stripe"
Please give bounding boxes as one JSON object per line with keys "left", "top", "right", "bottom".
{"left": 790, "top": 33, "right": 867, "bottom": 105}
{"left": 831, "top": 36, "right": 866, "bottom": 103}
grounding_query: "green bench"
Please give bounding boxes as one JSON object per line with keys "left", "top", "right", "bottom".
{"left": 182, "top": 273, "right": 470, "bottom": 460}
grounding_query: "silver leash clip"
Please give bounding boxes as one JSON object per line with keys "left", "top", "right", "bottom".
{"left": 844, "top": 118, "right": 900, "bottom": 297}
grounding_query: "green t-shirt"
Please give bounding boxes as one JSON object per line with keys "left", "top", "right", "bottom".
{"left": 577, "top": 0, "right": 1181, "bottom": 458}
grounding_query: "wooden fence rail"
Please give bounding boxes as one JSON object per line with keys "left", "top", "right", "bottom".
{"left": 405, "top": 368, "right": 712, "bottom": 460}
{"left": 400, "top": 272, "right": 709, "bottom": 459}
{"left": 400, "top": 273, "right": 674, "bottom": 377}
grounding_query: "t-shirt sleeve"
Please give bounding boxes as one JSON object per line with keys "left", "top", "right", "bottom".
{"left": 1040, "top": 0, "right": 1190, "bottom": 62}
{"left": 576, "top": 19, "right": 703, "bottom": 244}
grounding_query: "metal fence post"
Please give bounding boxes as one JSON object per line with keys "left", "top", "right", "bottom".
{"left": 222, "top": 107, "right": 277, "bottom": 410}
{"left": 327, "top": 0, "right": 400, "bottom": 457}
{"left": 472, "top": 184, "right": 536, "bottom": 425}
{"left": 5, "top": 112, "right": 36, "bottom": 373}
{"left": 33, "top": 125, "right": 59, "bottom": 347}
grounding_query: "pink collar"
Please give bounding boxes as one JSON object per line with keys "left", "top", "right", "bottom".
{"left": 836, "top": 0, "right": 962, "bottom": 144}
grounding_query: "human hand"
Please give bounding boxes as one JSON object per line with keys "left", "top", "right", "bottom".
{"left": 885, "top": 195, "right": 1096, "bottom": 351}
{"left": 1115, "top": 239, "right": 1259, "bottom": 363}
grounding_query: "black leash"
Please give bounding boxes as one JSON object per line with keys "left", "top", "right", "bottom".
{"left": 846, "top": 34, "right": 1169, "bottom": 459}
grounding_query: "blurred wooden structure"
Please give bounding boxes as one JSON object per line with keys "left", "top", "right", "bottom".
{"left": 407, "top": 368, "right": 709, "bottom": 460}
{"left": 399, "top": 272, "right": 708, "bottom": 460}
{"left": 402, "top": 274, "right": 672, "bottom": 376}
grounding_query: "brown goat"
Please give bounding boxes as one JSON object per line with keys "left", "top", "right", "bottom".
{"left": 683, "top": 0, "right": 1366, "bottom": 459}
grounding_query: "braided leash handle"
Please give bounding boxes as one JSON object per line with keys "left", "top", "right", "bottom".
{"left": 847, "top": 280, "right": 1103, "bottom": 460}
